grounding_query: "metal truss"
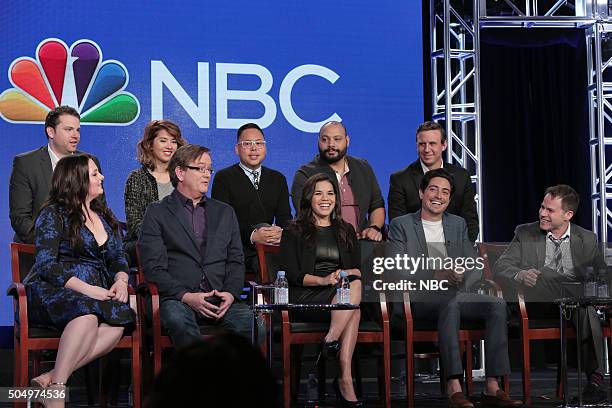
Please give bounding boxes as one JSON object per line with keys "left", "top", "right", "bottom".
{"left": 431, "top": 0, "right": 483, "bottom": 241}
{"left": 432, "top": 0, "right": 612, "bottom": 243}
{"left": 587, "top": 23, "right": 612, "bottom": 242}
{"left": 432, "top": 0, "right": 612, "bottom": 379}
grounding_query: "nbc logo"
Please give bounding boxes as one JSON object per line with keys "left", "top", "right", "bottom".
{"left": 0, "top": 38, "right": 140, "bottom": 125}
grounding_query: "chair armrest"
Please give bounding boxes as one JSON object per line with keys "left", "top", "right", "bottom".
{"left": 7, "top": 282, "right": 26, "bottom": 298}
{"left": 482, "top": 278, "right": 503, "bottom": 298}
{"left": 378, "top": 292, "right": 389, "bottom": 324}
{"left": 517, "top": 288, "right": 528, "bottom": 321}
{"left": 7, "top": 282, "right": 29, "bottom": 337}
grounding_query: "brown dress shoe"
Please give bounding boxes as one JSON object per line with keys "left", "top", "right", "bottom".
{"left": 449, "top": 392, "right": 474, "bottom": 408}
{"left": 481, "top": 390, "right": 523, "bottom": 407}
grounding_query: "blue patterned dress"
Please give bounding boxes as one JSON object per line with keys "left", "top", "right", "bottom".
{"left": 25, "top": 205, "right": 135, "bottom": 330}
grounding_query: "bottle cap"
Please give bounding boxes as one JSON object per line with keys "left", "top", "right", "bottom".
{"left": 340, "top": 271, "right": 347, "bottom": 277}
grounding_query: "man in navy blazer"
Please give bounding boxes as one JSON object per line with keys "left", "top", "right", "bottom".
{"left": 139, "top": 144, "right": 251, "bottom": 347}
{"left": 388, "top": 168, "right": 521, "bottom": 408}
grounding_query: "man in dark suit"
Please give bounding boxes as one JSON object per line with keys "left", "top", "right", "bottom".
{"left": 495, "top": 185, "right": 607, "bottom": 404}
{"left": 291, "top": 121, "right": 385, "bottom": 241}
{"left": 387, "top": 121, "right": 479, "bottom": 242}
{"left": 10, "top": 106, "right": 85, "bottom": 243}
{"left": 388, "top": 168, "right": 521, "bottom": 408}
{"left": 211, "top": 123, "right": 292, "bottom": 277}
{"left": 139, "top": 144, "right": 252, "bottom": 347}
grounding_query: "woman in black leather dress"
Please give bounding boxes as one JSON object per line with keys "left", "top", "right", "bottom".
{"left": 280, "top": 173, "right": 363, "bottom": 407}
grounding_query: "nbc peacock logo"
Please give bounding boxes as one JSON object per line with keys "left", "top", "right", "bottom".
{"left": 0, "top": 38, "right": 140, "bottom": 125}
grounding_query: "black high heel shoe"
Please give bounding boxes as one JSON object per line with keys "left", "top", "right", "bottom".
{"left": 333, "top": 377, "right": 363, "bottom": 407}
{"left": 316, "top": 339, "right": 340, "bottom": 365}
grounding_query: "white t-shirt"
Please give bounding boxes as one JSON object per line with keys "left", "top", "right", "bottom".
{"left": 422, "top": 218, "right": 447, "bottom": 258}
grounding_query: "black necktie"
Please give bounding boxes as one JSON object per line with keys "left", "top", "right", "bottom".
{"left": 252, "top": 170, "right": 260, "bottom": 190}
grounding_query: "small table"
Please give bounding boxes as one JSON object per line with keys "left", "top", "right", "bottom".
{"left": 250, "top": 284, "right": 360, "bottom": 365}
{"left": 555, "top": 297, "right": 612, "bottom": 407}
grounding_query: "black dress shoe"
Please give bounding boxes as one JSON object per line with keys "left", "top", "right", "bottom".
{"left": 316, "top": 339, "right": 340, "bottom": 365}
{"left": 571, "top": 382, "right": 607, "bottom": 404}
{"left": 333, "top": 377, "right": 363, "bottom": 407}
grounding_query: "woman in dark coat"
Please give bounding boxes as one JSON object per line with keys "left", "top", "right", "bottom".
{"left": 280, "top": 173, "right": 363, "bottom": 407}
{"left": 25, "top": 154, "right": 134, "bottom": 406}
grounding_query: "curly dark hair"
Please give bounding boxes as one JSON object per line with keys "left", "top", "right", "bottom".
{"left": 289, "top": 173, "right": 353, "bottom": 249}
{"left": 41, "top": 154, "right": 119, "bottom": 251}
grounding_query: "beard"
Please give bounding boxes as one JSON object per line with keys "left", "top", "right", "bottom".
{"left": 319, "top": 146, "right": 347, "bottom": 164}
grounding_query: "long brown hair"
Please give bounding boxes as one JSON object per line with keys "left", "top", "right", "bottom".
{"left": 41, "top": 154, "right": 119, "bottom": 251}
{"left": 290, "top": 173, "right": 353, "bottom": 249}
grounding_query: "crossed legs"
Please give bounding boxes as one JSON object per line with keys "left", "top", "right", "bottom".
{"left": 33, "top": 314, "right": 124, "bottom": 407}
{"left": 324, "top": 279, "right": 362, "bottom": 401}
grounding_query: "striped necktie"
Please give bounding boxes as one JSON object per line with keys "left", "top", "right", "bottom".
{"left": 549, "top": 235, "right": 566, "bottom": 275}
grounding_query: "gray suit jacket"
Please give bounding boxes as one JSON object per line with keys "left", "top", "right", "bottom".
{"left": 139, "top": 190, "right": 245, "bottom": 301}
{"left": 494, "top": 221, "right": 606, "bottom": 285}
{"left": 387, "top": 211, "right": 482, "bottom": 293}
{"left": 9, "top": 146, "right": 103, "bottom": 243}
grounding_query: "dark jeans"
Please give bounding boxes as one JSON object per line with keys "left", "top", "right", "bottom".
{"left": 160, "top": 299, "right": 259, "bottom": 348}
{"left": 397, "top": 292, "right": 510, "bottom": 379}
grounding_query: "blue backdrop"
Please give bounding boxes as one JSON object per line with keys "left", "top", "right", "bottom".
{"left": 0, "top": 1, "right": 423, "bottom": 326}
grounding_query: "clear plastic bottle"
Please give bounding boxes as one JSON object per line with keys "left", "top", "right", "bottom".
{"left": 585, "top": 266, "right": 597, "bottom": 297}
{"left": 274, "top": 271, "right": 289, "bottom": 304}
{"left": 597, "top": 269, "right": 609, "bottom": 298}
{"left": 337, "top": 271, "right": 351, "bottom": 304}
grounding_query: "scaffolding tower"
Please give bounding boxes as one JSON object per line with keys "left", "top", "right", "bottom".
{"left": 431, "top": 0, "right": 612, "bottom": 385}
{"left": 431, "top": 0, "right": 611, "bottom": 241}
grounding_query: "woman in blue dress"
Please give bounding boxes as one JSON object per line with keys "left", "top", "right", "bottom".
{"left": 24, "top": 153, "right": 134, "bottom": 405}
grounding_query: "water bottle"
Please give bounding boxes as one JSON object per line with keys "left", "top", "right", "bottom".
{"left": 598, "top": 269, "right": 609, "bottom": 298}
{"left": 337, "top": 271, "right": 351, "bottom": 304}
{"left": 305, "top": 373, "right": 319, "bottom": 406}
{"left": 585, "top": 266, "right": 597, "bottom": 297}
{"left": 274, "top": 271, "right": 289, "bottom": 304}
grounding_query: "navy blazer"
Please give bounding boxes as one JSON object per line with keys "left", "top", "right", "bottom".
{"left": 139, "top": 190, "right": 245, "bottom": 301}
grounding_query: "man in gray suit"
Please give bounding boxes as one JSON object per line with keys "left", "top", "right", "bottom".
{"left": 388, "top": 168, "right": 521, "bottom": 408}
{"left": 495, "top": 185, "right": 607, "bottom": 403}
{"left": 9, "top": 106, "right": 102, "bottom": 243}
{"left": 139, "top": 144, "right": 253, "bottom": 347}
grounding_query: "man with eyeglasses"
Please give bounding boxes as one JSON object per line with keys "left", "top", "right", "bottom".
{"left": 139, "top": 144, "right": 256, "bottom": 346}
{"left": 292, "top": 121, "right": 385, "bottom": 241}
{"left": 212, "top": 123, "right": 292, "bottom": 278}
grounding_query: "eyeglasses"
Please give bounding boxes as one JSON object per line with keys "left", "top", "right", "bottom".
{"left": 184, "top": 165, "right": 215, "bottom": 175}
{"left": 237, "top": 140, "right": 266, "bottom": 149}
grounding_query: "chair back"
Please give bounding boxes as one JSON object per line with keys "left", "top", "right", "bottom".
{"left": 256, "top": 243, "right": 281, "bottom": 283}
{"left": 478, "top": 242, "right": 508, "bottom": 280}
{"left": 135, "top": 243, "right": 146, "bottom": 286}
{"left": 10, "top": 242, "right": 36, "bottom": 283}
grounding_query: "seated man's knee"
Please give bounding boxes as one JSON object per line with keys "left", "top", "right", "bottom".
{"left": 160, "top": 300, "right": 195, "bottom": 331}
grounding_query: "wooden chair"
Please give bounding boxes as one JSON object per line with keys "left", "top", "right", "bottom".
{"left": 256, "top": 242, "right": 391, "bottom": 408}
{"left": 7, "top": 242, "right": 142, "bottom": 408}
{"left": 479, "top": 242, "right": 612, "bottom": 405}
{"left": 401, "top": 275, "right": 508, "bottom": 408}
